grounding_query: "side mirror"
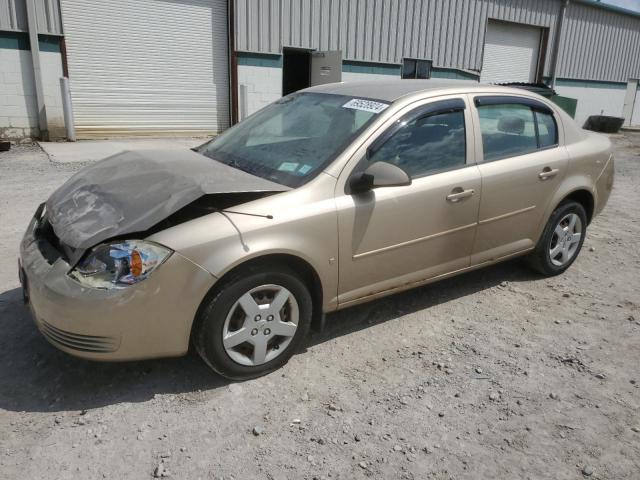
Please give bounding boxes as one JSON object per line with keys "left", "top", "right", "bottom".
{"left": 349, "top": 161, "right": 411, "bottom": 194}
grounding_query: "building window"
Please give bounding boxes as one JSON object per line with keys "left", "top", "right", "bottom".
{"left": 402, "top": 59, "right": 431, "bottom": 79}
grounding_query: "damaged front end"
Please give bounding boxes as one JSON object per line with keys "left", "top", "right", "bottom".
{"left": 31, "top": 148, "right": 289, "bottom": 290}
{"left": 145, "top": 191, "right": 277, "bottom": 234}
{"left": 18, "top": 147, "right": 288, "bottom": 359}
{"left": 43, "top": 148, "right": 289, "bottom": 257}
{"left": 19, "top": 200, "right": 218, "bottom": 360}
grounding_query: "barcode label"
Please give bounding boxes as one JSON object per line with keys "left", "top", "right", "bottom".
{"left": 342, "top": 98, "right": 389, "bottom": 114}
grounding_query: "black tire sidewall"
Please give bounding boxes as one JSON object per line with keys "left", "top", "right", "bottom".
{"left": 536, "top": 201, "right": 587, "bottom": 275}
{"left": 196, "top": 268, "right": 312, "bottom": 380}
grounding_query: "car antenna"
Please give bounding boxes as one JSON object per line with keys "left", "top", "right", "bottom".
{"left": 216, "top": 209, "right": 274, "bottom": 220}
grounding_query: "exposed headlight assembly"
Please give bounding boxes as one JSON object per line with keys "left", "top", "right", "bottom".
{"left": 69, "top": 240, "right": 172, "bottom": 289}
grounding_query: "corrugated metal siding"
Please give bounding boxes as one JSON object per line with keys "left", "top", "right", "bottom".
{"left": 34, "top": 0, "right": 62, "bottom": 34}
{"left": 558, "top": 2, "right": 640, "bottom": 83}
{"left": 235, "top": 0, "right": 560, "bottom": 75}
{"left": 0, "top": 0, "right": 62, "bottom": 34}
{"left": 234, "top": 0, "right": 640, "bottom": 83}
{"left": 0, "top": 0, "right": 26, "bottom": 31}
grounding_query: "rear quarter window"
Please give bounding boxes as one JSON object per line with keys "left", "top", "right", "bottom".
{"left": 535, "top": 110, "right": 558, "bottom": 148}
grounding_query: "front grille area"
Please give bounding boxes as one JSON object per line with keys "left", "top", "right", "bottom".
{"left": 34, "top": 216, "right": 65, "bottom": 264}
{"left": 34, "top": 215, "right": 81, "bottom": 264}
{"left": 40, "top": 320, "right": 119, "bottom": 353}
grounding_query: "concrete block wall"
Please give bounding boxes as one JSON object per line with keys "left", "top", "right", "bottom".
{"left": 554, "top": 79, "right": 628, "bottom": 127}
{"left": 236, "top": 53, "right": 638, "bottom": 130}
{"left": 237, "top": 54, "right": 481, "bottom": 121}
{"left": 0, "top": 48, "right": 39, "bottom": 139}
{"left": 342, "top": 71, "right": 396, "bottom": 82}
{"left": 633, "top": 86, "right": 640, "bottom": 126}
{"left": 0, "top": 34, "right": 65, "bottom": 141}
{"left": 237, "top": 64, "right": 282, "bottom": 119}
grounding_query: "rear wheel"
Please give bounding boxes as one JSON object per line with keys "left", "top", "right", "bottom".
{"left": 527, "top": 200, "right": 587, "bottom": 276}
{"left": 194, "top": 265, "right": 312, "bottom": 380}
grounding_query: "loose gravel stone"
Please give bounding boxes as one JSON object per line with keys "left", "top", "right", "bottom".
{"left": 582, "top": 465, "right": 594, "bottom": 477}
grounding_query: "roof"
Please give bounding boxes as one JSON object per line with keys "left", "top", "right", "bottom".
{"left": 305, "top": 79, "right": 517, "bottom": 103}
{"left": 496, "top": 82, "right": 557, "bottom": 98}
{"left": 577, "top": 0, "right": 640, "bottom": 20}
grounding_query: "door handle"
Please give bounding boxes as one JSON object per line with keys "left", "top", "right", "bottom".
{"left": 446, "top": 188, "right": 475, "bottom": 203}
{"left": 538, "top": 167, "right": 559, "bottom": 180}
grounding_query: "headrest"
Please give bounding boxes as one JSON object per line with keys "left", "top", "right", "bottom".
{"left": 497, "top": 115, "right": 525, "bottom": 134}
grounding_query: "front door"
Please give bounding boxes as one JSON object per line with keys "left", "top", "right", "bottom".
{"left": 310, "top": 50, "right": 342, "bottom": 86}
{"left": 335, "top": 97, "right": 481, "bottom": 306}
{"left": 470, "top": 95, "right": 568, "bottom": 264}
{"left": 282, "top": 49, "right": 342, "bottom": 96}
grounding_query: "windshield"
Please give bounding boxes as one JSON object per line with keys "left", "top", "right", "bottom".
{"left": 198, "top": 92, "right": 389, "bottom": 188}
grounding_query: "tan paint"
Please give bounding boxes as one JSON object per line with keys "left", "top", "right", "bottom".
{"left": 21, "top": 239, "right": 216, "bottom": 361}
{"left": 478, "top": 205, "right": 537, "bottom": 225}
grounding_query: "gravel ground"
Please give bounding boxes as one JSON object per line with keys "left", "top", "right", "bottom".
{"left": 0, "top": 135, "right": 639, "bottom": 480}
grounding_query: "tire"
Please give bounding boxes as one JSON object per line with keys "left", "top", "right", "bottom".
{"left": 527, "top": 200, "right": 587, "bottom": 276}
{"left": 193, "top": 264, "right": 312, "bottom": 380}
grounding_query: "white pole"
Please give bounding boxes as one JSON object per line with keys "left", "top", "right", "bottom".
{"left": 60, "top": 77, "right": 76, "bottom": 142}
{"left": 25, "top": 0, "right": 48, "bottom": 140}
{"left": 239, "top": 84, "right": 248, "bottom": 121}
{"left": 550, "top": 0, "right": 570, "bottom": 90}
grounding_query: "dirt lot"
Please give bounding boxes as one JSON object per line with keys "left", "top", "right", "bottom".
{"left": 1, "top": 134, "right": 639, "bottom": 480}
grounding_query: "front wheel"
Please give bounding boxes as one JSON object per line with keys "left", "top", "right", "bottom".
{"left": 193, "top": 266, "right": 312, "bottom": 380}
{"left": 527, "top": 200, "right": 587, "bottom": 276}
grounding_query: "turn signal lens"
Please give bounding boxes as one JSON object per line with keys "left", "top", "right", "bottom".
{"left": 130, "top": 249, "right": 143, "bottom": 277}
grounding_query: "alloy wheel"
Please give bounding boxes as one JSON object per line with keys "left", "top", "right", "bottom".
{"left": 549, "top": 213, "right": 582, "bottom": 267}
{"left": 221, "top": 284, "right": 299, "bottom": 366}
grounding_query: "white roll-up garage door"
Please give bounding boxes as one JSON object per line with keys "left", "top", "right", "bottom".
{"left": 480, "top": 20, "right": 542, "bottom": 84}
{"left": 60, "top": 0, "right": 229, "bottom": 138}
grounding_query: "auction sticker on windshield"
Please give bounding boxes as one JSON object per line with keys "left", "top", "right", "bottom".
{"left": 342, "top": 98, "right": 389, "bottom": 114}
{"left": 278, "top": 162, "right": 299, "bottom": 172}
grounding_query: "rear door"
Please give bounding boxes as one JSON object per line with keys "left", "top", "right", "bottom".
{"left": 469, "top": 95, "right": 568, "bottom": 265}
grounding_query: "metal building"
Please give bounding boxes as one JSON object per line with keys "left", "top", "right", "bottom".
{"left": 1, "top": 0, "right": 639, "bottom": 141}
{"left": 233, "top": 0, "right": 640, "bottom": 127}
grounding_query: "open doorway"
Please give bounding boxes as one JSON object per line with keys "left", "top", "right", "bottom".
{"left": 282, "top": 48, "right": 311, "bottom": 96}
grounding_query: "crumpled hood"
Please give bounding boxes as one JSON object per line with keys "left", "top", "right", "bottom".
{"left": 46, "top": 149, "right": 289, "bottom": 249}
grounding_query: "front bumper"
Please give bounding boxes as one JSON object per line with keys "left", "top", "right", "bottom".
{"left": 19, "top": 207, "right": 216, "bottom": 361}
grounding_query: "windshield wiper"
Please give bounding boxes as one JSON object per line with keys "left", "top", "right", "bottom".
{"left": 216, "top": 209, "right": 273, "bottom": 219}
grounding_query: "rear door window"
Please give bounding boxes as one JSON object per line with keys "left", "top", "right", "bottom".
{"left": 475, "top": 97, "right": 558, "bottom": 162}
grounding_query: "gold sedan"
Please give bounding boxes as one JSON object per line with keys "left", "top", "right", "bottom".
{"left": 19, "top": 81, "right": 614, "bottom": 379}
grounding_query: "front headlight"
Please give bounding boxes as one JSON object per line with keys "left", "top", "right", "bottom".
{"left": 69, "top": 240, "right": 172, "bottom": 289}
